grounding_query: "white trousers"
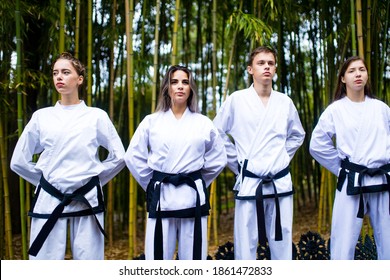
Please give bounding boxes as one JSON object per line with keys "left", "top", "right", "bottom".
{"left": 144, "top": 217, "right": 208, "bottom": 260}
{"left": 29, "top": 213, "right": 104, "bottom": 260}
{"left": 331, "top": 185, "right": 390, "bottom": 260}
{"left": 234, "top": 197, "right": 293, "bottom": 260}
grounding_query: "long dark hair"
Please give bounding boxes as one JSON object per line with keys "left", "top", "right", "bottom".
{"left": 155, "top": 65, "right": 199, "bottom": 112}
{"left": 333, "top": 56, "right": 374, "bottom": 101}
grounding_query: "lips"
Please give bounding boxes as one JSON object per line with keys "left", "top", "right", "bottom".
{"left": 56, "top": 83, "right": 65, "bottom": 87}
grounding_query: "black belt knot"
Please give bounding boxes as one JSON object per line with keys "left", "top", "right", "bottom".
{"left": 62, "top": 193, "right": 77, "bottom": 205}
{"left": 28, "top": 176, "right": 105, "bottom": 257}
{"left": 240, "top": 159, "right": 290, "bottom": 249}
{"left": 148, "top": 170, "right": 205, "bottom": 260}
{"left": 337, "top": 158, "right": 390, "bottom": 219}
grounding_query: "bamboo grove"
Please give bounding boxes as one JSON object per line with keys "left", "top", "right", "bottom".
{"left": 1, "top": 0, "right": 389, "bottom": 259}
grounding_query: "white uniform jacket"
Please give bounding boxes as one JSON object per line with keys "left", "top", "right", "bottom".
{"left": 213, "top": 85, "right": 305, "bottom": 198}
{"left": 125, "top": 108, "right": 227, "bottom": 213}
{"left": 10, "top": 101, "right": 126, "bottom": 215}
{"left": 310, "top": 96, "right": 390, "bottom": 187}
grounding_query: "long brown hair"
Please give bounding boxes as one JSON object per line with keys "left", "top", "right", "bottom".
{"left": 155, "top": 65, "right": 199, "bottom": 112}
{"left": 333, "top": 56, "right": 374, "bottom": 101}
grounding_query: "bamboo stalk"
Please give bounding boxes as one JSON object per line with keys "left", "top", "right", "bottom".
{"left": 171, "top": 0, "right": 180, "bottom": 65}
{"left": 125, "top": 0, "right": 136, "bottom": 259}
{"left": 151, "top": 0, "right": 161, "bottom": 113}
{"left": 355, "top": 0, "right": 364, "bottom": 58}
{"left": 0, "top": 116, "right": 14, "bottom": 259}
{"left": 14, "top": 0, "right": 26, "bottom": 259}
{"left": 317, "top": 168, "right": 325, "bottom": 233}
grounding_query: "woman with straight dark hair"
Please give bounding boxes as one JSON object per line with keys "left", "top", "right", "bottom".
{"left": 310, "top": 56, "right": 390, "bottom": 259}
{"left": 125, "top": 65, "right": 226, "bottom": 260}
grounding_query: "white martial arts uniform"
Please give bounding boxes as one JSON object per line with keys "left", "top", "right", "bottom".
{"left": 125, "top": 108, "right": 226, "bottom": 260}
{"left": 309, "top": 96, "right": 390, "bottom": 260}
{"left": 10, "top": 101, "right": 125, "bottom": 260}
{"left": 213, "top": 85, "right": 305, "bottom": 260}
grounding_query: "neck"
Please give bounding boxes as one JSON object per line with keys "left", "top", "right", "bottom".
{"left": 347, "top": 90, "right": 365, "bottom": 102}
{"left": 171, "top": 104, "right": 187, "bottom": 119}
{"left": 253, "top": 83, "right": 272, "bottom": 106}
{"left": 60, "top": 96, "right": 81, "bottom": 106}
{"left": 253, "top": 83, "right": 272, "bottom": 98}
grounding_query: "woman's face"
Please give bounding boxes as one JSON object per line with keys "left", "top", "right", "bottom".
{"left": 341, "top": 60, "right": 368, "bottom": 94}
{"left": 169, "top": 70, "right": 191, "bottom": 108}
{"left": 52, "top": 59, "right": 83, "bottom": 97}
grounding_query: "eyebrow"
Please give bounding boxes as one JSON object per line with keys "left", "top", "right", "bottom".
{"left": 348, "top": 66, "right": 366, "bottom": 70}
{"left": 53, "top": 68, "right": 72, "bottom": 72}
{"left": 257, "top": 60, "right": 275, "bottom": 63}
{"left": 170, "top": 78, "right": 189, "bottom": 82}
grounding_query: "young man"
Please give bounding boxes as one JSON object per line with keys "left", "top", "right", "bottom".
{"left": 213, "top": 46, "right": 305, "bottom": 260}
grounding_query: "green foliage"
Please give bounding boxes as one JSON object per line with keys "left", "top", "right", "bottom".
{"left": 1, "top": 0, "right": 390, "bottom": 259}
{"left": 227, "top": 10, "right": 273, "bottom": 45}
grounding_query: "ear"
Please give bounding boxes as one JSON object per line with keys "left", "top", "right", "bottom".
{"left": 78, "top": 75, "right": 84, "bottom": 85}
{"left": 247, "top": 65, "right": 253, "bottom": 75}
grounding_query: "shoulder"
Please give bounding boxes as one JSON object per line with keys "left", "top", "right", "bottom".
{"left": 271, "top": 90, "right": 298, "bottom": 109}
{"left": 228, "top": 88, "right": 251, "bottom": 99}
{"left": 30, "top": 106, "right": 56, "bottom": 120}
{"left": 136, "top": 112, "right": 159, "bottom": 128}
{"left": 272, "top": 90, "right": 293, "bottom": 102}
{"left": 34, "top": 106, "right": 55, "bottom": 114}
{"left": 368, "top": 97, "right": 388, "bottom": 107}
{"left": 192, "top": 111, "right": 213, "bottom": 122}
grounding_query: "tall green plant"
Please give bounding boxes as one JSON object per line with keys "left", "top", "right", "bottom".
{"left": 171, "top": 0, "right": 180, "bottom": 65}
{"left": 151, "top": 0, "right": 161, "bottom": 113}
{"left": 356, "top": 0, "right": 364, "bottom": 58}
{"left": 14, "top": 0, "right": 26, "bottom": 260}
{"left": 125, "top": 0, "right": 136, "bottom": 259}
{"left": 350, "top": 0, "right": 357, "bottom": 56}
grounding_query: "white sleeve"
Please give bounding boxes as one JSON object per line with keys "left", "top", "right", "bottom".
{"left": 97, "top": 112, "right": 126, "bottom": 186}
{"left": 309, "top": 108, "right": 341, "bottom": 176}
{"left": 201, "top": 124, "right": 227, "bottom": 187}
{"left": 124, "top": 117, "right": 153, "bottom": 190}
{"left": 10, "top": 113, "right": 43, "bottom": 186}
{"left": 286, "top": 101, "right": 306, "bottom": 160}
{"left": 213, "top": 97, "right": 239, "bottom": 175}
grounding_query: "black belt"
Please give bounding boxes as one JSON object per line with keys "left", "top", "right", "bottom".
{"left": 237, "top": 160, "right": 292, "bottom": 248}
{"left": 28, "top": 176, "right": 106, "bottom": 256}
{"left": 147, "top": 170, "right": 208, "bottom": 260}
{"left": 337, "top": 158, "right": 390, "bottom": 218}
